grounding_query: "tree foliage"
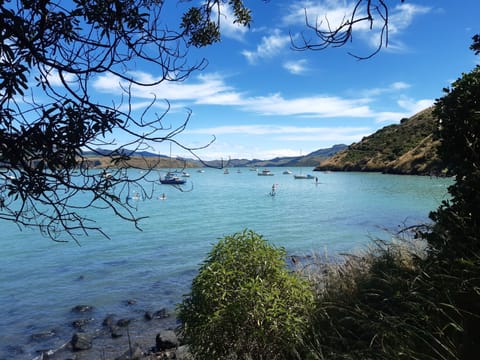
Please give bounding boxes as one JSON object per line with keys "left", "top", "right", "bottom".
{"left": 428, "top": 65, "right": 480, "bottom": 258}
{"left": 0, "top": 0, "right": 252, "bottom": 241}
{"left": 177, "top": 230, "right": 315, "bottom": 360}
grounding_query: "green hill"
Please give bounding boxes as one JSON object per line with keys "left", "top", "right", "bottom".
{"left": 314, "top": 107, "right": 447, "bottom": 175}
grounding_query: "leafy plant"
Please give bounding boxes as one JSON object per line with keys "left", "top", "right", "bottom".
{"left": 177, "top": 230, "right": 315, "bottom": 360}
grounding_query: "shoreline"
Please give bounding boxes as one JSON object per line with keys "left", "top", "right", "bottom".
{"left": 2, "top": 297, "right": 184, "bottom": 360}
{"left": 27, "top": 306, "right": 181, "bottom": 360}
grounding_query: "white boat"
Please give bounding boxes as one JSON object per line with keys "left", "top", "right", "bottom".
{"left": 160, "top": 172, "right": 186, "bottom": 185}
{"left": 182, "top": 171, "right": 190, "bottom": 177}
{"left": 258, "top": 169, "right": 274, "bottom": 176}
{"left": 294, "top": 174, "right": 314, "bottom": 180}
{"left": 283, "top": 169, "right": 292, "bottom": 175}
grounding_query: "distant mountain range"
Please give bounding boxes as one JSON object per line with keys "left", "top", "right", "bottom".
{"left": 314, "top": 107, "right": 447, "bottom": 175}
{"left": 83, "top": 144, "right": 348, "bottom": 168}
{"left": 202, "top": 144, "right": 348, "bottom": 168}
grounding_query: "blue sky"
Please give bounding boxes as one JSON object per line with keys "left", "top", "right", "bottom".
{"left": 91, "top": 0, "right": 480, "bottom": 160}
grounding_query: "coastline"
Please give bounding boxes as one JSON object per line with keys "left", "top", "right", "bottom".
{"left": 26, "top": 305, "right": 183, "bottom": 360}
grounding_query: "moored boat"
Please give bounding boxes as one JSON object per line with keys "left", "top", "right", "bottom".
{"left": 160, "top": 172, "right": 186, "bottom": 185}
{"left": 293, "top": 174, "right": 314, "bottom": 179}
{"left": 258, "top": 169, "right": 274, "bottom": 176}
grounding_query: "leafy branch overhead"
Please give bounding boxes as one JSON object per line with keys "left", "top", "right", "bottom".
{"left": 0, "top": 0, "right": 252, "bottom": 241}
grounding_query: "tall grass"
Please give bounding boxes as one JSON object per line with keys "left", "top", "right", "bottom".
{"left": 298, "top": 236, "right": 476, "bottom": 360}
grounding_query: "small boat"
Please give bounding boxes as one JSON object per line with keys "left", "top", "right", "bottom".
{"left": 182, "top": 171, "right": 190, "bottom": 177}
{"left": 294, "top": 174, "right": 315, "bottom": 180}
{"left": 160, "top": 172, "right": 186, "bottom": 185}
{"left": 224, "top": 168, "right": 230, "bottom": 174}
{"left": 283, "top": 169, "right": 292, "bottom": 175}
{"left": 258, "top": 169, "right": 274, "bottom": 176}
{"left": 197, "top": 169, "right": 205, "bottom": 173}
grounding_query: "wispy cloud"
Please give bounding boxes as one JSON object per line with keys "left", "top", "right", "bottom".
{"left": 397, "top": 97, "right": 434, "bottom": 114}
{"left": 242, "top": 29, "right": 291, "bottom": 64}
{"left": 93, "top": 71, "right": 421, "bottom": 122}
{"left": 283, "top": 59, "right": 309, "bottom": 74}
{"left": 283, "top": 1, "right": 431, "bottom": 52}
{"left": 187, "top": 124, "right": 371, "bottom": 141}
{"left": 359, "top": 81, "right": 411, "bottom": 97}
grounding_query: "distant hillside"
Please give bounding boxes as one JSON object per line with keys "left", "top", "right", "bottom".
{"left": 206, "top": 144, "right": 347, "bottom": 168}
{"left": 82, "top": 144, "right": 347, "bottom": 169}
{"left": 314, "top": 107, "right": 446, "bottom": 175}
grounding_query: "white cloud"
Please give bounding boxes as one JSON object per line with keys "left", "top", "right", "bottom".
{"left": 283, "top": 0, "right": 355, "bottom": 29}
{"left": 93, "top": 70, "right": 425, "bottom": 123}
{"left": 284, "top": 1, "right": 431, "bottom": 53}
{"left": 389, "top": 4, "right": 431, "bottom": 34}
{"left": 243, "top": 93, "right": 373, "bottom": 118}
{"left": 283, "top": 59, "right": 309, "bottom": 74}
{"left": 360, "top": 81, "right": 411, "bottom": 97}
{"left": 397, "top": 97, "right": 434, "bottom": 114}
{"left": 187, "top": 124, "right": 371, "bottom": 140}
{"left": 215, "top": 3, "right": 249, "bottom": 41}
{"left": 242, "top": 29, "right": 291, "bottom": 64}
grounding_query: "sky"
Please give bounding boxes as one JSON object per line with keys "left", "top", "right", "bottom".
{"left": 91, "top": 0, "right": 480, "bottom": 161}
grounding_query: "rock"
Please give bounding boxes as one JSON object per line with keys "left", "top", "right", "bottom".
{"left": 176, "top": 345, "right": 193, "bottom": 360}
{"left": 155, "top": 330, "right": 178, "bottom": 351}
{"left": 144, "top": 311, "right": 153, "bottom": 321}
{"left": 30, "top": 330, "right": 56, "bottom": 341}
{"left": 72, "top": 318, "right": 94, "bottom": 329}
{"left": 71, "top": 332, "right": 92, "bottom": 351}
{"left": 102, "top": 314, "right": 115, "bottom": 327}
{"left": 145, "top": 308, "right": 169, "bottom": 321}
{"left": 153, "top": 308, "right": 169, "bottom": 319}
{"left": 71, "top": 304, "right": 94, "bottom": 313}
{"left": 126, "top": 299, "right": 137, "bottom": 306}
{"left": 110, "top": 325, "right": 123, "bottom": 338}
{"left": 116, "top": 318, "right": 131, "bottom": 327}
{"left": 115, "top": 344, "right": 143, "bottom": 360}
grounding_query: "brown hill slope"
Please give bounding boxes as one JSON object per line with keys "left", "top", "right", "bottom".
{"left": 314, "top": 107, "right": 447, "bottom": 175}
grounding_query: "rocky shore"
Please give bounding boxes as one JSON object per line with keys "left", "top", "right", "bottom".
{"left": 8, "top": 303, "right": 191, "bottom": 360}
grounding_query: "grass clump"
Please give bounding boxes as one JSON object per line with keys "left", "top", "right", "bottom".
{"left": 177, "top": 229, "right": 315, "bottom": 360}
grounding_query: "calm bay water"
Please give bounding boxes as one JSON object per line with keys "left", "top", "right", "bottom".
{"left": 0, "top": 168, "right": 451, "bottom": 358}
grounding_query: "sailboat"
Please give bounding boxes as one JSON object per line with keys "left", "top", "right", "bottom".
{"left": 293, "top": 150, "right": 314, "bottom": 179}
{"left": 160, "top": 143, "right": 187, "bottom": 185}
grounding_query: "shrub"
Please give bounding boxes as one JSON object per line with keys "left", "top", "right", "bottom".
{"left": 177, "top": 230, "right": 315, "bottom": 360}
{"left": 302, "top": 239, "right": 460, "bottom": 360}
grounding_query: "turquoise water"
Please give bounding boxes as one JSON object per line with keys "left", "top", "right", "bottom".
{"left": 0, "top": 169, "right": 451, "bottom": 358}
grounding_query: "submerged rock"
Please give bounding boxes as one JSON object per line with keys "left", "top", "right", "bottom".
{"left": 102, "top": 314, "right": 116, "bottom": 327}
{"left": 72, "top": 318, "right": 94, "bottom": 329}
{"left": 71, "top": 304, "right": 94, "bottom": 313}
{"left": 145, "top": 308, "right": 169, "bottom": 321}
{"left": 71, "top": 332, "right": 92, "bottom": 351}
{"left": 116, "top": 318, "right": 131, "bottom": 327}
{"left": 30, "top": 330, "right": 56, "bottom": 341}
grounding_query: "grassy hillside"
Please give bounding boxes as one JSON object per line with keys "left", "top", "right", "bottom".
{"left": 80, "top": 155, "right": 197, "bottom": 169}
{"left": 315, "top": 107, "right": 447, "bottom": 175}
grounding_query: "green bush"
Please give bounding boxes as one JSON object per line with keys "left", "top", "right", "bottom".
{"left": 302, "top": 240, "right": 460, "bottom": 360}
{"left": 177, "top": 230, "right": 315, "bottom": 360}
